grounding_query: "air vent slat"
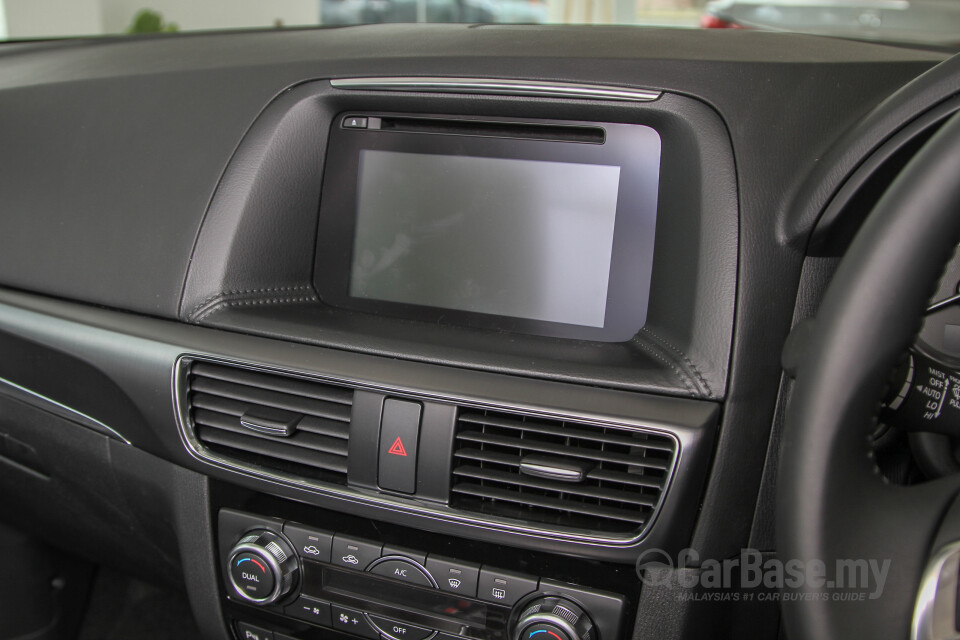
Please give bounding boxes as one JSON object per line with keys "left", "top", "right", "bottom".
{"left": 450, "top": 408, "right": 676, "bottom": 535}
{"left": 193, "top": 410, "right": 348, "bottom": 457}
{"left": 296, "top": 415, "right": 352, "bottom": 439}
{"left": 191, "top": 377, "right": 351, "bottom": 422}
{"left": 196, "top": 426, "right": 349, "bottom": 474}
{"left": 451, "top": 482, "right": 647, "bottom": 525}
{"left": 190, "top": 392, "right": 250, "bottom": 417}
{"left": 193, "top": 393, "right": 350, "bottom": 440}
{"left": 452, "top": 465, "right": 659, "bottom": 506}
{"left": 454, "top": 447, "right": 522, "bottom": 467}
{"left": 185, "top": 361, "right": 353, "bottom": 486}
{"left": 458, "top": 412, "right": 675, "bottom": 451}
{"left": 453, "top": 448, "right": 670, "bottom": 489}
{"left": 584, "top": 467, "right": 670, "bottom": 490}
{"left": 191, "top": 395, "right": 349, "bottom": 440}
{"left": 192, "top": 362, "right": 353, "bottom": 405}
{"left": 192, "top": 408, "right": 248, "bottom": 432}
{"left": 455, "top": 430, "right": 669, "bottom": 471}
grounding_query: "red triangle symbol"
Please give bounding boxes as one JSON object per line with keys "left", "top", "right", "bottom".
{"left": 388, "top": 437, "right": 407, "bottom": 457}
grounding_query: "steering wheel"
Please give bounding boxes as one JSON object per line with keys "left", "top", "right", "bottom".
{"left": 778, "top": 110, "right": 960, "bottom": 640}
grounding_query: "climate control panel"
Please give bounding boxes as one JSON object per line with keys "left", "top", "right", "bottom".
{"left": 219, "top": 510, "right": 626, "bottom": 640}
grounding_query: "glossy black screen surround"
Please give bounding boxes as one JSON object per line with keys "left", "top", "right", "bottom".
{"left": 314, "top": 113, "right": 662, "bottom": 342}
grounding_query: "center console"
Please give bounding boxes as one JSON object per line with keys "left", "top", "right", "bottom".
{"left": 220, "top": 510, "right": 624, "bottom": 640}
{"left": 169, "top": 77, "right": 739, "bottom": 640}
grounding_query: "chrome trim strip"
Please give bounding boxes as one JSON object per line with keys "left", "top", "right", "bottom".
{"left": 173, "top": 354, "right": 681, "bottom": 547}
{"left": 239, "top": 411, "right": 299, "bottom": 438}
{"left": 913, "top": 540, "right": 960, "bottom": 640}
{"left": 519, "top": 458, "right": 588, "bottom": 483}
{"left": 239, "top": 418, "right": 290, "bottom": 437}
{"left": 927, "top": 292, "right": 960, "bottom": 314}
{"left": 330, "top": 77, "right": 662, "bottom": 103}
{"left": 0, "top": 375, "right": 131, "bottom": 444}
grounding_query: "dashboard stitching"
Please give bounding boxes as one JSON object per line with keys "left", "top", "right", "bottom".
{"left": 639, "top": 327, "right": 713, "bottom": 397}
{"left": 629, "top": 338, "right": 697, "bottom": 395}
{"left": 194, "top": 295, "right": 320, "bottom": 321}
{"left": 188, "top": 286, "right": 317, "bottom": 321}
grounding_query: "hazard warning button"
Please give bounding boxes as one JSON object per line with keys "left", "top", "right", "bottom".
{"left": 388, "top": 437, "right": 407, "bottom": 457}
{"left": 378, "top": 399, "right": 422, "bottom": 494}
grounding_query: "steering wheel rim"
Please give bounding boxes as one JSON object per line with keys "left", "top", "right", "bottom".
{"left": 778, "top": 111, "right": 960, "bottom": 640}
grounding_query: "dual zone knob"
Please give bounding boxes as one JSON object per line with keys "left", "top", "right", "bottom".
{"left": 228, "top": 529, "right": 299, "bottom": 605}
{"left": 514, "top": 596, "right": 596, "bottom": 640}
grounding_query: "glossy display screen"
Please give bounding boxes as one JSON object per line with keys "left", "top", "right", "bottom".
{"left": 350, "top": 150, "right": 621, "bottom": 328}
{"left": 316, "top": 116, "right": 662, "bottom": 341}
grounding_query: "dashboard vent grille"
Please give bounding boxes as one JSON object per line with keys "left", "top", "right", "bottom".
{"left": 451, "top": 409, "right": 676, "bottom": 534}
{"left": 186, "top": 361, "right": 353, "bottom": 485}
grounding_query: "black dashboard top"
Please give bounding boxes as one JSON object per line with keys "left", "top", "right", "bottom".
{"left": 0, "top": 26, "right": 944, "bottom": 317}
{"left": 1, "top": 28, "right": 959, "bottom": 636}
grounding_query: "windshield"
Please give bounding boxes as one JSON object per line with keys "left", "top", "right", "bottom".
{"left": 0, "top": 0, "right": 956, "bottom": 47}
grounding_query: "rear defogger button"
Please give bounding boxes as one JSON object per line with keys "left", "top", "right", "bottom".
{"left": 478, "top": 568, "right": 538, "bottom": 606}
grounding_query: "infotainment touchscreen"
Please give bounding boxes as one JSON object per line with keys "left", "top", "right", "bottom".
{"left": 351, "top": 151, "right": 621, "bottom": 328}
{"left": 315, "top": 114, "right": 661, "bottom": 342}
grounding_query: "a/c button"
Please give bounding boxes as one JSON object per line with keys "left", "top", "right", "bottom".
{"left": 368, "top": 558, "right": 434, "bottom": 587}
{"left": 367, "top": 614, "right": 434, "bottom": 640}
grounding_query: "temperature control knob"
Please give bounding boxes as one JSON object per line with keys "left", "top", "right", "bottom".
{"left": 227, "top": 529, "right": 299, "bottom": 605}
{"left": 514, "top": 596, "right": 596, "bottom": 640}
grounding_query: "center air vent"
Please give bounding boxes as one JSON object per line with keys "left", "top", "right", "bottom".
{"left": 450, "top": 409, "right": 677, "bottom": 535}
{"left": 185, "top": 361, "right": 353, "bottom": 486}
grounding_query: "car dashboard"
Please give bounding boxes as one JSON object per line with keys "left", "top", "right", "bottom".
{"left": 0, "top": 24, "right": 956, "bottom": 640}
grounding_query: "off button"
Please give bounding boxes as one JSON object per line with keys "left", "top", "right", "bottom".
{"left": 367, "top": 614, "right": 435, "bottom": 640}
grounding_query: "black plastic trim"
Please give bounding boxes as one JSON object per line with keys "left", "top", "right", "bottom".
{"left": 0, "top": 375, "right": 130, "bottom": 444}
{"left": 806, "top": 95, "right": 960, "bottom": 256}
{"left": 175, "top": 354, "right": 692, "bottom": 548}
{"left": 0, "top": 287, "right": 717, "bottom": 563}
{"left": 179, "top": 80, "right": 738, "bottom": 401}
{"left": 374, "top": 115, "right": 607, "bottom": 143}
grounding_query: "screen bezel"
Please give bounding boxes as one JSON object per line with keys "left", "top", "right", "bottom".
{"left": 314, "top": 114, "right": 661, "bottom": 342}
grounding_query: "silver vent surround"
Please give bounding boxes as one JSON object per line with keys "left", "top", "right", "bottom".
{"left": 451, "top": 408, "right": 677, "bottom": 536}
{"left": 174, "top": 354, "right": 683, "bottom": 547}
{"left": 185, "top": 360, "right": 353, "bottom": 484}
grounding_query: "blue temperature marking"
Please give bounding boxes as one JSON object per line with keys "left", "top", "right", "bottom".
{"left": 236, "top": 558, "right": 251, "bottom": 566}
{"left": 530, "top": 632, "right": 547, "bottom": 637}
